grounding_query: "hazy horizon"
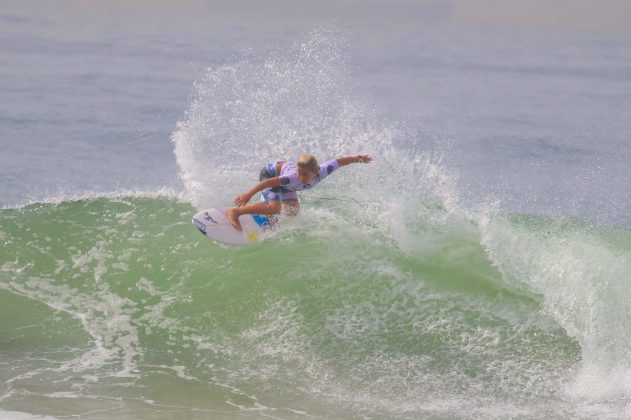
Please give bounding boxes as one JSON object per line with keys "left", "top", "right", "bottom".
{"left": 4, "top": 0, "right": 631, "bottom": 32}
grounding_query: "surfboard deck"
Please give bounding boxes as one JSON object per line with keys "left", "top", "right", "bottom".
{"left": 192, "top": 208, "right": 269, "bottom": 245}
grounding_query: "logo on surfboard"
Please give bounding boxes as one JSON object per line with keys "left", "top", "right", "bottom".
{"left": 204, "top": 212, "right": 219, "bottom": 224}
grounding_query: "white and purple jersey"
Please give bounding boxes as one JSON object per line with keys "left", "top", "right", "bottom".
{"left": 278, "top": 159, "right": 339, "bottom": 192}
{"left": 259, "top": 159, "right": 340, "bottom": 202}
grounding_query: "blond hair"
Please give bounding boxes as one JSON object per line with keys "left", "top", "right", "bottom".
{"left": 296, "top": 154, "right": 319, "bottom": 173}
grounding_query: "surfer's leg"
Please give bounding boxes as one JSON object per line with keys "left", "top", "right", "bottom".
{"left": 226, "top": 201, "right": 281, "bottom": 231}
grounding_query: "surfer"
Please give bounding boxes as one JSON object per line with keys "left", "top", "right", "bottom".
{"left": 226, "top": 154, "right": 372, "bottom": 231}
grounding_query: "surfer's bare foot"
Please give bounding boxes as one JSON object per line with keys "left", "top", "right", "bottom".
{"left": 226, "top": 208, "right": 242, "bottom": 231}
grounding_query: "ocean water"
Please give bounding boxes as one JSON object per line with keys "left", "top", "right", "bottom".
{"left": 2, "top": 1, "right": 631, "bottom": 419}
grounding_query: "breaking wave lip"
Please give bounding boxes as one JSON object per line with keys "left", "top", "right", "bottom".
{"left": 478, "top": 211, "right": 631, "bottom": 404}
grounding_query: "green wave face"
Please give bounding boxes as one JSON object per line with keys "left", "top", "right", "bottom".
{"left": 12, "top": 196, "right": 631, "bottom": 418}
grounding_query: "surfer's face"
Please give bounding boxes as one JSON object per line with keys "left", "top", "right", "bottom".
{"left": 297, "top": 167, "right": 317, "bottom": 184}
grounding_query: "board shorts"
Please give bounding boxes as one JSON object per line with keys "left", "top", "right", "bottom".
{"left": 258, "top": 161, "right": 299, "bottom": 203}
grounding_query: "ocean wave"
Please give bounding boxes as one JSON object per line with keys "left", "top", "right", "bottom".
{"left": 1, "top": 195, "right": 630, "bottom": 417}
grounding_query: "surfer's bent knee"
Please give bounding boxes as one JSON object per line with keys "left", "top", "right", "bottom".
{"left": 268, "top": 201, "right": 282, "bottom": 214}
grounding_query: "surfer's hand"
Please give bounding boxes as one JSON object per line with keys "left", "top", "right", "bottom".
{"left": 234, "top": 193, "right": 251, "bottom": 207}
{"left": 359, "top": 154, "right": 373, "bottom": 164}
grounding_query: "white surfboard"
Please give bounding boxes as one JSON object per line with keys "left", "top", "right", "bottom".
{"left": 192, "top": 208, "right": 270, "bottom": 245}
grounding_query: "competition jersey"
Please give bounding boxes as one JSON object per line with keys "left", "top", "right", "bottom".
{"left": 278, "top": 159, "right": 340, "bottom": 192}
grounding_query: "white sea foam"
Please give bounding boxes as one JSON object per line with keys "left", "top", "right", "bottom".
{"left": 1, "top": 273, "right": 142, "bottom": 379}
{"left": 0, "top": 410, "right": 57, "bottom": 420}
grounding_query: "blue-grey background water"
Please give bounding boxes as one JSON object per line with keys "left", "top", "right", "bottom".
{"left": 1, "top": 1, "right": 631, "bottom": 418}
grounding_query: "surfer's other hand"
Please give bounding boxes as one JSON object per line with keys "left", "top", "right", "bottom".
{"left": 234, "top": 193, "right": 251, "bottom": 207}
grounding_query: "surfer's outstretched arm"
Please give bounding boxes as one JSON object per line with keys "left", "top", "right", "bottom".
{"left": 336, "top": 154, "right": 373, "bottom": 167}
